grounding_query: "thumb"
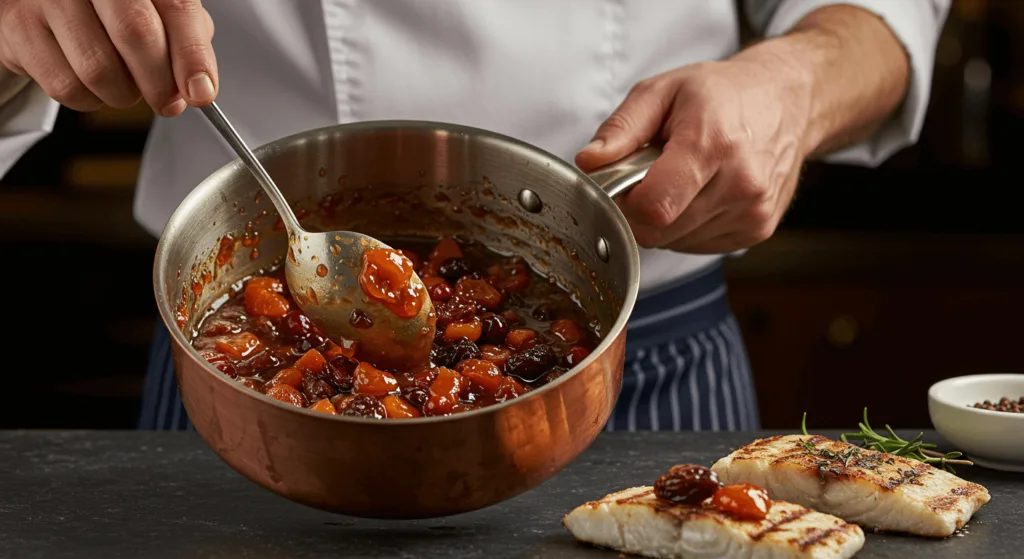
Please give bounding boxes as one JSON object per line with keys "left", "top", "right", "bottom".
{"left": 575, "top": 80, "right": 670, "bottom": 172}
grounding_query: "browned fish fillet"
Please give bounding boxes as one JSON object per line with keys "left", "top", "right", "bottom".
{"left": 711, "top": 435, "right": 990, "bottom": 537}
{"left": 563, "top": 486, "right": 865, "bottom": 558}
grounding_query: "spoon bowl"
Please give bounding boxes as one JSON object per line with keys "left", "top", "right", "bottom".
{"left": 199, "top": 103, "right": 435, "bottom": 370}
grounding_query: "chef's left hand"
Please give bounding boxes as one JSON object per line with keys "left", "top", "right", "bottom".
{"left": 575, "top": 58, "right": 811, "bottom": 254}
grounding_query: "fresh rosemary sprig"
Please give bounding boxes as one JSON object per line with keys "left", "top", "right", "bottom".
{"left": 800, "top": 408, "right": 972, "bottom": 474}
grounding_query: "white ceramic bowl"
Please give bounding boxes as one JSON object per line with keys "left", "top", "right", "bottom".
{"left": 928, "top": 374, "right": 1024, "bottom": 472}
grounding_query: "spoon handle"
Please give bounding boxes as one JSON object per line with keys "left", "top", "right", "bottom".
{"left": 199, "top": 102, "right": 303, "bottom": 233}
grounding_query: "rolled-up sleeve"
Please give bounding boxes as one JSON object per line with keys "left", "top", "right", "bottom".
{"left": 0, "top": 80, "right": 60, "bottom": 179}
{"left": 745, "top": 0, "right": 952, "bottom": 167}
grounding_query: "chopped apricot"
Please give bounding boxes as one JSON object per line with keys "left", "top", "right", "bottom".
{"left": 479, "top": 344, "right": 512, "bottom": 367}
{"left": 244, "top": 285, "right": 291, "bottom": 318}
{"left": 323, "top": 339, "right": 357, "bottom": 360}
{"left": 495, "top": 376, "right": 527, "bottom": 402}
{"left": 381, "top": 395, "right": 422, "bottom": 419}
{"left": 353, "top": 362, "right": 399, "bottom": 396}
{"left": 294, "top": 348, "right": 327, "bottom": 374}
{"left": 309, "top": 398, "right": 338, "bottom": 414}
{"left": 505, "top": 329, "right": 536, "bottom": 349}
{"left": 457, "top": 359, "right": 503, "bottom": 395}
{"left": 215, "top": 332, "right": 264, "bottom": 359}
{"left": 398, "top": 249, "right": 422, "bottom": 270}
{"left": 550, "top": 319, "right": 585, "bottom": 344}
{"left": 499, "top": 273, "right": 530, "bottom": 293}
{"left": 358, "top": 248, "right": 422, "bottom": 318}
{"left": 246, "top": 276, "right": 283, "bottom": 293}
{"left": 444, "top": 318, "right": 482, "bottom": 342}
{"left": 456, "top": 277, "right": 502, "bottom": 309}
{"left": 428, "top": 237, "right": 463, "bottom": 263}
{"left": 266, "top": 384, "right": 305, "bottom": 407}
{"left": 268, "top": 367, "right": 304, "bottom": 389}
{"left": 423, "top": 367, "right": 464, "bottom": 416}
{"left": 412, "top": 367, "right": 438, "bottom": 388}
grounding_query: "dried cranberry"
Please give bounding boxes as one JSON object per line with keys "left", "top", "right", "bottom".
{"left": 426, "top": 280, "right": 454, "bottom": 303}
{"left": 402, "top": 386, "right": 429, "bottom": 408}
{"left": 563, "top": 346, "right": 591, "bottom": 367}
{"left": 504, "top": 344, "right": 557, "bottom": 382}
{"left": 432, "top": 338, "right": 481, "bottom": 368}
{"left": 435, "top": 295, "right": 477, "bottom": 327}
{"left": 335, "top": 394, "right": 386, "bottom": 419}
{"left": 302, "top": 375, "right": 335, "bottom": 401}
{"left": 479, "top": 312, "right": 509, "bottom": 344}
{"left": 279, "top": 311, "right": 315, "bottom": 338}
{"left": 325, "top": 356, "right": 357, "bottom": 392}
{"left": 439, "top": 258, "right": 473, "bottom": 280}
{"left": 233, "top": 350, "right": 280, "bottom": 377}
{"left": 654, "top": 464, "right": 721, "bottom": 505}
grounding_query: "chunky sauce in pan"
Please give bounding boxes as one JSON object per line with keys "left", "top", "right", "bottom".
{"left": 191, "top": 237, "right": 601, "bottom": 418}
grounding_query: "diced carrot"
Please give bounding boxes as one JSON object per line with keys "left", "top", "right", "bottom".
{"left": 309, "top": 398, "right": 338, "bottom": 415}
{"left": 294, "top": 348, "right": 327, "bottom": 374}
{"left": 244, "top": 286, "right": 291, "bottom": 319}
{"left": 215, "top": 332, "right": 264, "bottom": 359}
{"left": 428, "top": 237, "right": 463, "bottom": 262}
{"left": 423, "top": 367, "right": 464, "bottom": 416}
{"left": 381, "top": 395, "right": 422, "bottom": 419}
{"left": 456, "top": 359, "right": 503, "bottom": 395}
{"left": 505, "top": 329, "right": 536, "bottom": 349}
{"left": 246, "top": 276, "right": 283, "bottom": 293}
{"left": 444, "top": 318, "right": 482, "bottom": 342}
{"left": 353, "top": 362, "right": 399, "bottom": 396}
{"left": 268, "top": 368, "right": 304, "bottom": 389}
{"left": 266, "top": 384, "right": 305, "bottom": 407}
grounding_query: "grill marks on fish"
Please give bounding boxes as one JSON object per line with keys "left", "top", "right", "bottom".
{"left": 563, "top": 486, "right": 866, "bottom": 558}
{"left": 711, "top": 435, "right": 991, "bottom": 538}
{"left": 750, "top": 509, "right": 809, "bottom": 540}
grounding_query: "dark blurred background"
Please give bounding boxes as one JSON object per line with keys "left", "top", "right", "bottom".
{"left": 0, "top": 0, "right": 1019, "bottom": 430}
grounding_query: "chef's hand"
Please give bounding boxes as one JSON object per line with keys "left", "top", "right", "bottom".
{"left": 0, "top": 0, "right": 217, "bottom": 116}
{"left": 575, "top": 5, "right": 910, "bottom": 254}
{"left": 576, "top": 58, "right": 809, "bottom": 254}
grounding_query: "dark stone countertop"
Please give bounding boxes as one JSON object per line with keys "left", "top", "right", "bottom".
{"left": 1, "top": 430, "right": 1020, "bottom": 558}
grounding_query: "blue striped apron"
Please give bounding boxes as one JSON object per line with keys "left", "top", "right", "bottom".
{"left": 139, "top": 262, "right": 758, "bottom": 431}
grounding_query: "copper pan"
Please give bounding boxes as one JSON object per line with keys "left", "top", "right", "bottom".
{"left": 154, "top": 121, "right": 655, "bottom": 518}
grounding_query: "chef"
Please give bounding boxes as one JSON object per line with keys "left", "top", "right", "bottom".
{"left": 0, "top": 1, "right": 948, "bottom": 431}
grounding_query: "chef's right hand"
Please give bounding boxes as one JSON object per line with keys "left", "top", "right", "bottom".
{"left": 0, "top": 0, "right": 217, "bottom": 116}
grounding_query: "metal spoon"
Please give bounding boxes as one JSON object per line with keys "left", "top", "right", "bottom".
{"left": 199, "top": 102, "right": 435, "bottom": 372}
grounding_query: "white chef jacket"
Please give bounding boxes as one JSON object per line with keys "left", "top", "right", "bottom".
{"left": 0, "top": 0, "right": 949, "bottom": 295}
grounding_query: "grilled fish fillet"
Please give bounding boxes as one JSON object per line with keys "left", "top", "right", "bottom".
{"left": 563, "top": 486, "right": 865, "bottom": 559}
{"left": 711, "top": 435, "right": 990, "bottom": 537}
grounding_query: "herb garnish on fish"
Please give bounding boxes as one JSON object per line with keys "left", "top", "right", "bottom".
{"left": 800, "top": 408, "right": 972, "bottom": 474}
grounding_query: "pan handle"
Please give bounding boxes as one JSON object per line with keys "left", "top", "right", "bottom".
{"left": 585, "top": 144, "right": 662, "bottom": 199}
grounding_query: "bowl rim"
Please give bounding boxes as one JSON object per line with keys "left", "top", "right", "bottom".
{"left": 928, "top": 373, "right": 1024, "bottom": 420}
{"left": 154, "top": 119, "right": 640, "bottom": 426}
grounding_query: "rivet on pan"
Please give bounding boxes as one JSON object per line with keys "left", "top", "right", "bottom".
{"left": 518, "top": 189, "right": 543, "bottom": 213}
{"left": 596, "top": 237, "right": 610, "bottom": 262}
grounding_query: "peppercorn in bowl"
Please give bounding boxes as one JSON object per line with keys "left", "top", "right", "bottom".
{"left": 928, "top": 373, "right": 1024, "bottom": 472}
